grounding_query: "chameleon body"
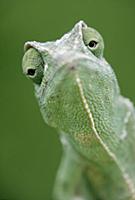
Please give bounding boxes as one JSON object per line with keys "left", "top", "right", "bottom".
{"left": 22, "top": 21, "right": 135, "bottom": 200}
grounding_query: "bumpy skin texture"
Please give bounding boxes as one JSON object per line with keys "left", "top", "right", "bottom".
{"left": 22, "top": 21, "right": 135, "bottom": 200}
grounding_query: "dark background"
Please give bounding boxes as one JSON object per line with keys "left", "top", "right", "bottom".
{"left": 0, "top": 0, "right": 135, "bottom": 199}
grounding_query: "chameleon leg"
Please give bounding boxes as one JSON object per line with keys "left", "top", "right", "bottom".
{"left": 53, "top": 140, "right": 94, "bottom": 200}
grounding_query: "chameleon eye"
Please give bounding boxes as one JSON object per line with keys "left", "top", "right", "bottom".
{"left": 22, "top": 48, "right": 44, "bottom": 84}
{"left": 82, "top": 27, "right": 104, "bottom": 58}
{"left": 27, "top": 68, "right": 36, "bottom": 76}
{"left": 88, "top": 40, "right": 98, "bottom": 48}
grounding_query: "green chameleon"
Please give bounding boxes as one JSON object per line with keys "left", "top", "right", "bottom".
{"left": 22, "top": 21, "right": 135, "bottom": 200}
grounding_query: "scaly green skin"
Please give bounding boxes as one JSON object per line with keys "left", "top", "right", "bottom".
{"left": 22, "top": 21, "right": 135, "bottom": 200}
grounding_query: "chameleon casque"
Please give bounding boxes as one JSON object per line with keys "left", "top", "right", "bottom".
{"left": 22, "top": 21, "right": 135, "bottom": 200}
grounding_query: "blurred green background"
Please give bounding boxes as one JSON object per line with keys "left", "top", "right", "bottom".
{"left": 0, "top": 0, "right": 135, "bottom": 199}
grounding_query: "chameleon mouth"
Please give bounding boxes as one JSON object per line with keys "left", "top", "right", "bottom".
{"left": 36, "top": 63, "right": 67, "bottom": 102}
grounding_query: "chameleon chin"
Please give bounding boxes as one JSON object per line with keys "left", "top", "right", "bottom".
{"left": 22, "top": 20, "right": 135, "bottom": 200}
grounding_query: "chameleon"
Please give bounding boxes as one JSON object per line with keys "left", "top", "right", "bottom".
{"left": 22, "top": 21, "right": 135, "bottom": 200}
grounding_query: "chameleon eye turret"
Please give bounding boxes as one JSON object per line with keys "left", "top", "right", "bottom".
{"left": 22, "top": 48, "right": 44, "bottom": 84}
{"left": 82, "top": 26, "right": 104, "bottom": 58}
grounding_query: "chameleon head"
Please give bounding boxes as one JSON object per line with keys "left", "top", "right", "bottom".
{"left": 22, "top": 21, "right": 120, "bottom": 135}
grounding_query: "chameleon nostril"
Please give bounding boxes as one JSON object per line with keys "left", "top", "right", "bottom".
{"left": 27, "top": 68, "right": 36, "bottom": 76}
